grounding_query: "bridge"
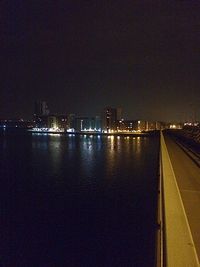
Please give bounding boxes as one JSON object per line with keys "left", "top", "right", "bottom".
{"left": 157, "top": 130, "right": 200, "bottom": 267}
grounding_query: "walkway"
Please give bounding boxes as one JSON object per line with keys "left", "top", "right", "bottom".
{"left": 162, "top": 132, "right": 200, "bottom": 266}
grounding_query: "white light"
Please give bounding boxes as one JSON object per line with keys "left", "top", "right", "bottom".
{"left": 170, "top": 124, "right": 176, "bottom": 129}
{"left": 67, "top": 128, "right": 75, "bottom": 132}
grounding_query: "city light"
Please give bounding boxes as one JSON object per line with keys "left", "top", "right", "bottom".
{"left": 30, "top": 127, "right": 65, "bottom": 133}
{"left": 66, "top": 128, "right": 75, "bottom": 132}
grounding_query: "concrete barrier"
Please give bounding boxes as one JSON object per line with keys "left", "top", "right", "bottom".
{"left": 159, "top": 132, "right": 199, "bottom": 267}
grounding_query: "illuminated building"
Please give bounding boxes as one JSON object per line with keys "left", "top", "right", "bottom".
{"left": 133, "top": 120, "right": 161, "bottom": 131}
{"left": 117, "top": 120, "right": 163, "bottom": 132}
{"left": 117, "top": 120, "right": 146, "bottom": 132}
{"left": 47, "top": 115, "right": 69, "bottom": 130}
{"left": 67, "top": 114, "right": 76, "bottom": 130}
{"left": 55, "top": 115, "right": 68, "bottom": 130}
{"left": 146, "top": 121, "right": 162, "bottom": 131}
{"left": 47, "top": 116, "right": 58, "bottom": 129}
{"left": 75, "top": 116, "right": 101, "bottom": 132}
{"left": 34, "top": 100, "right": 50, "bottom": 128}
{"left": 102, "top": 107, "right": 117, "bottom": 132}
{"left": 117, "top": 120, "right": 135, "bottom": 131}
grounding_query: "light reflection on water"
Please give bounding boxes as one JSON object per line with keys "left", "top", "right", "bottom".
{"left": 31, "top": 134, "right": 146, "bottom": 181}
{"left": 0, "top": 132, "right": 160, "bottom": 266}
{"left": 80, "top": 137, "right": 96, "bottom": 179}
{"left": 135, "top": 136, "right": 141, "bottom": 154}
{"left": 30, "top": 135, "right": 151, "bottom": 182}
{"left": 48, "top": 136, "right": 62, "bottom": 174}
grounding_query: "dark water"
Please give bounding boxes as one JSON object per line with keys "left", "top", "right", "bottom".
{"left": 0, "top": 130, "right": 160, "bottom": 267}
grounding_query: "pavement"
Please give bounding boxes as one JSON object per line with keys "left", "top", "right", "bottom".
{"left": 163, "top": 133, "right": 200, "bottom": 266}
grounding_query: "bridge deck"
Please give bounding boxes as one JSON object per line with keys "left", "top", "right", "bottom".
{"left": 163, "top": 133, "right": 200, "bottom": 266}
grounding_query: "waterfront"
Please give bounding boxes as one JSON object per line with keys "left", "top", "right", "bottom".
{"left": 0, "top": 130, "right": 159, "bottom": 267}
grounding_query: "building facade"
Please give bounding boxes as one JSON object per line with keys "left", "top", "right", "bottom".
{"left": 102, "top": 107, "right": 117, "bottom": 132}
{"left": 34, "top": 100, "right": 50, "bottom": 128}
{"left": 34, "top": 100, "right": 50, "bottom": 117}
{"left": 75, "top": 116, "right": 101, "bottom": 132}
{"left": 117, "top": 120, "right": 162, "bottom": 132}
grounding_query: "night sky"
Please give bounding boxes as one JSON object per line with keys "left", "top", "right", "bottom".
{"left": 1, "top": 1, "right": 200, "bottom": 121}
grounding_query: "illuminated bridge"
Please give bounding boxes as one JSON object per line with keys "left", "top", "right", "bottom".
{"left": 157, "top": 131, "right": 200, "bottom": 267}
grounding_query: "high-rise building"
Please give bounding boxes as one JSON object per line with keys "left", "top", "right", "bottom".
{"left": 67, "top": 114, "right": 76, "bottom": 130}
{"left": 34, "top": 100, "right": 50, "bottom": 128}
{"left": 34, "top": 100, "right": 50, "bottom": 116}
{"left": 47, "top": 116, "right": 58, "bottom": 129}
{"left": 56, "top": 115, "right": 68, "bottom": 130}
{"left": 116, "top": 107, "right": 122, "bottom": 120}
{"left": 102, "top": 107, "right": 117, "bottom": 132}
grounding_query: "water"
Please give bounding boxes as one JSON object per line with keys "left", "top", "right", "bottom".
{"left": 0, "top": 130, "right": 160, "bottom": 267}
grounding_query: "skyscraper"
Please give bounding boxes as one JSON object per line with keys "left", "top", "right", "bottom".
{"left": 116, "top": 107, "right": 122, "bottom": 120}
{"left": 102, "top": 107, "right": 117, "bottom": 132}
{"left": 34, "top": 100, "right": 50, "bottom": 128}
{"left": 34, "top": 100, "right": 50, "bottom": 117}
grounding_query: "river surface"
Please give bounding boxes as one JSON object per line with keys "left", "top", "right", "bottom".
{"left": 0, "top": 130, "right": 160, "bottom": 267}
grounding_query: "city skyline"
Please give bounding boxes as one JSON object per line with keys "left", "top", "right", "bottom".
{"left": 1, "top": 99, "right": 195, "bottom": 124}
{"left": 1, "top": 1, "right": 200, "bottom": 121}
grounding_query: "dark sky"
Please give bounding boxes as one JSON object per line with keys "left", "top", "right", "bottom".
{"left": 1, "top": 0, "right": 200, "bottom": 121}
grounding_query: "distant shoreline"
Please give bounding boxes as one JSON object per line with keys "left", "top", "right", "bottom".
{"left": 0, "top": 127, "right": 159, "bottom": 136}
{"left": 28, "top": 129, "right": 159, "bottom": 137}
